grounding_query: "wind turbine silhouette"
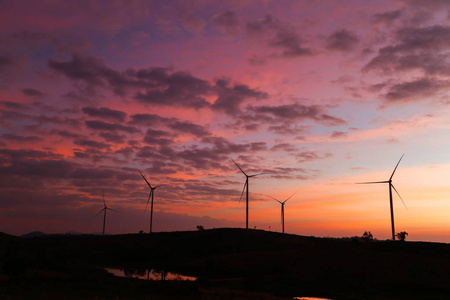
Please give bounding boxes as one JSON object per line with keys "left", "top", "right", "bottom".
{"left": 139, "top": 171, "right": 163, "bottom": 234}
{"left": 232, "top": 159, "right": 263, "bottom": 229}
{"left": 268, "top": 192, "right": 296, "bottom": 234}
{"left": 94, "top": 190, "right": 116, "bottom": 235}
{"left": 357, "top": 154, "right": 407, "bottom": 241}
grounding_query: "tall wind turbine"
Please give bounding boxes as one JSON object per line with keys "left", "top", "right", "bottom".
{"left": 357, "top": 154, "right": 407, "bottom": 241}
{"left": 232, "top": 159, "right": 263, "bottom": 229}
{"left": 139, "top": 171, "right": 163, "bottom": 234}
{"left": 268, "top": 192, "right": 295, "bottom": 234}
{"left": 94, "top": 190, "right": 116, "bottom": 235}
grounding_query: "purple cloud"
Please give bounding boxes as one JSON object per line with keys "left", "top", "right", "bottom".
{"left": 22, "top": 88, "right": 47, "bottom": 97}
{"left": 247, "top": 103, "right": 346, "bottom": 126}
{"left": 384, "top": 77, "right": 448, "bottom": 102}
{"left": 1, "top": 134, "right": 42, "bottom": 143}
{"left": 246, "top": 15, "right": 313, "bottom": 59}
{"left": 168, "top": 121, "right": 211, "bottom": 137}
{"left": 82, "top": 107, "right": 127, "bottom": 122}
{"left": 211, "top": 78, "right": 268, "bottom": 114}
{"left": 325, "top": 29, "right": 359, "bottom": 52}
{"left": 85, "top": 120, "right": 140, "bottom": 133}
{"left": 212, "top": 10, "right": 240, "bottom": 36}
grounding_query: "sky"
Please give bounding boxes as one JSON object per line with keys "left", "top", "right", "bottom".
{"left": 1, "top": 0, "right": 450, "bottom": 242}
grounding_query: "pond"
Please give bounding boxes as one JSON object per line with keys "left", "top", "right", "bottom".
{"left": 104, "top": 267, "right": 197, "bottom": 281}
{"left": 292, "top": 297, "right": 331, "bottom": 300}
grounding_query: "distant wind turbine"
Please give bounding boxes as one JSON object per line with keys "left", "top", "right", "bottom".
{"left": 94, "top": 190, "right": 116, "bottom": 235}
{"left": 139, "top": 171, "right": 163, "bottom": 234}
{"left": 357, "top": 154, "right": 407, "bottom": 241}
{"left": 268, "top": 192, "right": 296, "bottom": 234}
{"left": 232, "top": 159, "right": 263, "bottom": 229}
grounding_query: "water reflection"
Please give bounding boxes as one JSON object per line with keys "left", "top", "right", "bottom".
{"left": 105, "top": 267, "right": 197, "bottom": 281}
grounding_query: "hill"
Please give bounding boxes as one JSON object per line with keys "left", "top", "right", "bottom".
{"left": 1, "top": 228, "right": 449, "bottom": 299}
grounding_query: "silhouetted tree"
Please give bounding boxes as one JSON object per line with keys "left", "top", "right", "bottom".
{"left": 396, "top": 231, "right": 408, "bottom": 242}
{"left": 362, "top": 231, "right": 373, "bottom": 241}
{"left": 197, "top": 225, "right": 205, "bottom": 231}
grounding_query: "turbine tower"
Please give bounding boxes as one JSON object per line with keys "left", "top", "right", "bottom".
{"left": 139, "top": 171, "right": 162, "bottom": 234}
{"left": 269, "top": 192, "right": 295, "bottom": 234}
{"left": 357, "top": 154, "right": 407, "bottom": 241}
{"left": 94, "top": 190, "right": 116, "bottom": 235}
{"left": 232, "top": 159, "right": 263, "bottom": 229}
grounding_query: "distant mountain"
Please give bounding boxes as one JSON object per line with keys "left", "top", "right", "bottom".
{"left": 21, "top": 231, "right": 47, "bottom": 238}
{"left": 0, "top": 231, "right": 18, "bottom": 239}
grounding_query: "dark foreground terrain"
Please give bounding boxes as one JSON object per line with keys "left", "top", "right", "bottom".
{"left": 1, "top": 228, "right": 449, "bottom": 299}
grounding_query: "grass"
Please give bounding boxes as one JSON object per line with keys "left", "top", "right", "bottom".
{"left": 1, "top": 228, "right": 450, "bottom": 299}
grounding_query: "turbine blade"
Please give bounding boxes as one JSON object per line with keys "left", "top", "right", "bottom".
{"left": 108, "top": 208, "right": 119, "bottom": 213}
{"left": 154, "top": 185, "right": 164, "bottom": 189}
{"left": 232, "top": 158, "right": 247, "bottom": 176}
{"left": 102, "top": 189, "right": 106, "bottom": 207}
{"left": 94, "top": 208, "right": 105, "bottom": 217}
{"left": 356, "top": 181, "right": 389, "bottom": 184}
{"left": 267, "top": 195, "right": 282, "bottom": 204}
{"left": 390, "top": 154, "right": 404, "bottom": 180}
{"left": 139, "top": 170, "right": 153, "bottom": 188}
{"left": 145, "top": 190, "right": 152, "bottom": 211}
{"left": 391, "top": 184, "right": 407, "bottom": 210}
{"left": 239, "top": 180, "right": 247, "bottom": 203}
{"left": 248, "top": 173, "right": 264, "bottom": 177}
{"left": 283, "top": 192, "right": 296, "bottom": 203}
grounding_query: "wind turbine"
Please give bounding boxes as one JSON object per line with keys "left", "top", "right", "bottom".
{"left": 232, "top": 159, "right": 263, "bottom": 229}
{"left": 268, "top": 192, "right": 296, "bottom": 234}
{"left": 94, "top": 190, "right": 116, "bottom": 235}
{"left": 139, "top": 171, "right": 163, "bottom": 234}
{"left": 357, "top": 154, "right": 407, "bottom": 241}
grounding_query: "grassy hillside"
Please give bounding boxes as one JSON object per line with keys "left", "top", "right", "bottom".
{"left": 1, "top": 228, "right": 449, "bottom": 299}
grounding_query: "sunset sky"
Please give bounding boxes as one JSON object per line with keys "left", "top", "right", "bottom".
{"left": 1, "top": 0, "right": 450, "bottom": 242}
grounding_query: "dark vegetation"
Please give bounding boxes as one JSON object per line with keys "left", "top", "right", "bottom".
{"left": 1, "top": 228, "right": 450, "bottom": 299}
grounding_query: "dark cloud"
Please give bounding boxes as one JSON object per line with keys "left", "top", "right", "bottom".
{"left": 364, "top": 25, "right": 450, "bottom": 75}
{"left": 178, "top": 10, "right": 205, "bottom": 32}
{"left": 134, "top": 70, "right": 212, "bottom": 109}
{"left": 85, "top": 120, "right": 139, "bottom": 133}
{"left": 384, "top": 78, "right": 448, "bottom": 102}
{"left": 168, "top": 121, "right": 211, "bottom": 137}
{"left": 1, "top": 101, "right": 28, "bottom": 110}
{"left": 74, "top": 138, "right": 111, "bottom": 150}
{"left": 99, "top": 132, "right": 126, "bottom": 143}
{"left": 212, "top": 11, "right": 240, "bottom": 36}
{"left": 296, "top": 151, "right": 332, "bottom": 162}
{"left": 261, "top": 166, "right": 317, "bottom": 180}
{"left": 331, "top": 131, "right": 347, "bottom": 139}
{"left": 270, "top": 143, "right": 297, "bottom": 152}
{"left": 49, "top": 54, "right": 272, "bottom": 111}
{"left": 1, "top": 134, "right": 42, "bottom": 143}
{"left": 48, "top": 54, "right": 134, "bottom": 96}
{"left": 247, "top": 103, "right": 346, "bottom": 126}
{"left": 246, "top": 15, "right": 313, "bottom": 59}
{"left": 250, "top": 142, "right": 267, "bottom": 151}
{"left": 143, "top": 129, "right": 174, "bottom": 146}
{"left": 202, "top": 136, "right": 249, "bottom": 155}
{"left": 54, "top": 130, "right": 83, "bottom": 139}
{"left": 211, "top": 78, "right": 267, "bottom": 114}
{"left": 0, "top": 149, "right": 75, "bottom": 178}
{"left": 49, "top": 55, "right": 213, "bottom": 108}
{"left": 22, "top": 88, "right": 47, "bottom": 97}
{"left": 325, "top": 29, "right": 359, "bottom": 51}
{"left": 0, "top": 55, "right": 15, "bottom": 72}
{"left": 128, "top": 113, "right": 173, "bottom": 126}
{"left": 371, "top": 9, "right": 403, "bottom": 25}
{"left": 82, "top": 107, "right": 127, "bottom": 122}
